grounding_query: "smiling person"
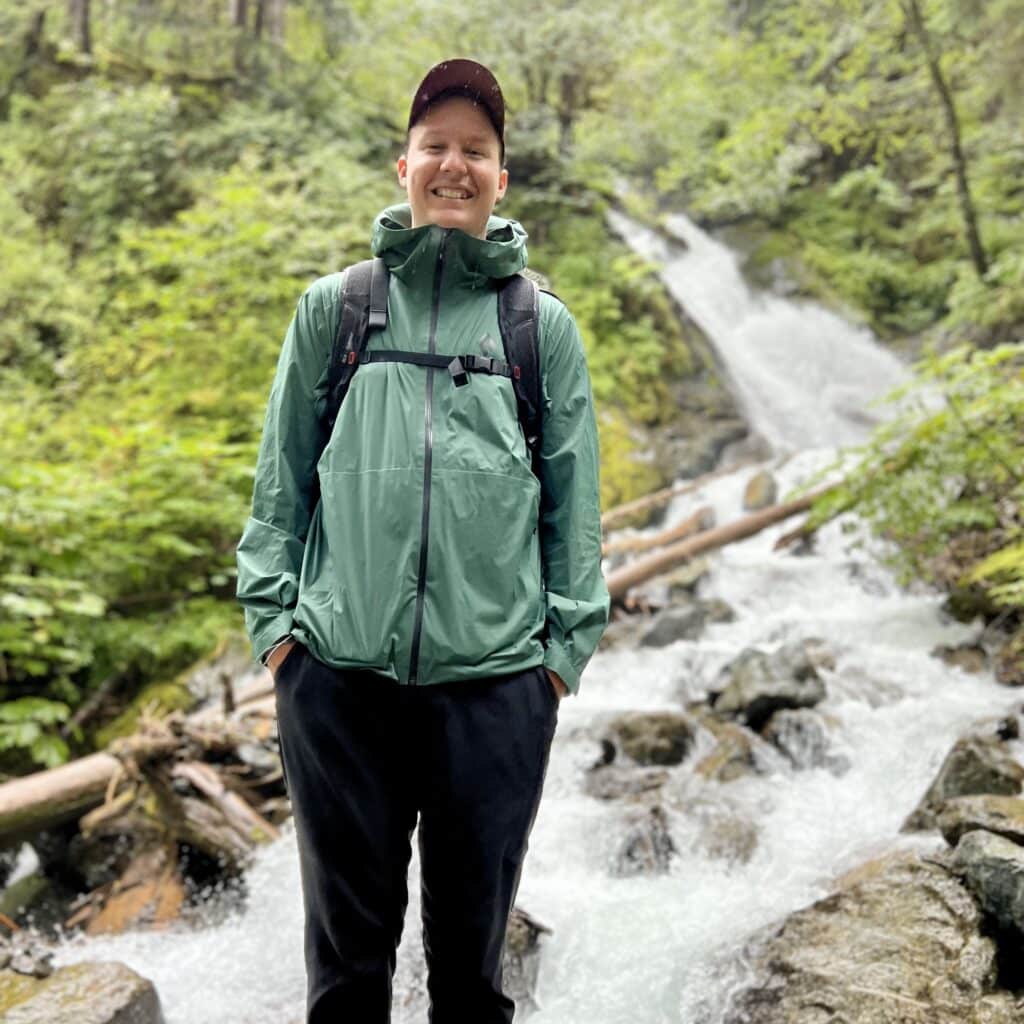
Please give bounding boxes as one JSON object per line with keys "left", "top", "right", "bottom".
{"left": 236, "top": 59, "right": 608, "bottom": 1023}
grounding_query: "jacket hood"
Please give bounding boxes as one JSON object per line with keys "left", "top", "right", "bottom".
{"left": 371, "top": 203, "right": 528, "bottom": 288}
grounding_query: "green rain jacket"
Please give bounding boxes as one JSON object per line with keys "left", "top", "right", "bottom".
{"left": 236, "top": 203, "right": 609, "bottom": 692}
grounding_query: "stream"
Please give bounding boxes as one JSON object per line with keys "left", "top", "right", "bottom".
{"left": 53, "top": 212, "right": 1021, "bottom": 1023}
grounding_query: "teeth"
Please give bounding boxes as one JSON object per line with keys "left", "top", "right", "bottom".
{"left": 434, "top": 188, "right": 472, "bottom": 199}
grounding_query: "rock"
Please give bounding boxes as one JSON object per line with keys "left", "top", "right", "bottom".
{"left": 994, "top": 639, "right": 1024, "bottom": 688}
{"left": 664, "top": 558, "right": 711, "bottom": 599}
{"left": 676, "top": 797, "right": 759, "bottom": 865}
{"left": 742, "top": 469, "right": 777, "bottom": 511}
{"left": 937, "top": 795, "right": 1024, "bottom": 848}
{"left": 951, "top": 830, "right": 1024, "bottom": 937}
{"left": 932, "top": 642, "right": 989, "bottom": 674}
{"left": 605, "top": 711, "right": 696, "bottom": 766}
{"left": 722, "top": 850, "right": 1023, "bottom": 1023}
{"left": 0, "top": 961, "right": 165, "bottom": 1024}
{"left": 612, "top": 805, "right": 676, "bottom": 877}
{"left": 903, "top": 736, "right": 1024, "bottom": 832}
{"left": 694, "top": 721, "right": 762, "bottom": 783}
{"left": 503, "top": 906, "right": 551, "bottom": 1015}
{"left": 639, "top": 606, "right": 707, "bottom": 648}
{"left": 762, "top": 708, "right": 850, "bottom": 775}
{"left": 596, "top": 613, "right": 648, "bottom": 651}
{"left": 583, "top": 764, "right": 670, "bottom": 801}
{"left": 711, "top": 641, "right": 828, "bottom": 731}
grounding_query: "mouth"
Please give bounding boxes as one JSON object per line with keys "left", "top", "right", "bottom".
{"left": 431, "top": 187, "right": 474, "bottom": 200}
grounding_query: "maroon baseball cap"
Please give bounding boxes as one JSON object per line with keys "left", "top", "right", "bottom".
{"left": 407, "top": 59, "right": 505, "bottom": 144}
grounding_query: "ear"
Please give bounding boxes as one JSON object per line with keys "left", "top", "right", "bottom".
{"left": 495, "top": 167, "right": 509, "bottom": 202}
{"left": 396, "top": 154, "right": 408, "bottom": 187}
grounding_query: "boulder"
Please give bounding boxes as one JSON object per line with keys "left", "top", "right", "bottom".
{"left": 711, "top": 640, "right": 829, "bottom": 731}
{"left": 664, "top": 557, "right": 711, "bottom": 599}
{"left": 762, "top": 708, "right": 850, "bottom": 775}
{"left": 675, "top": 796, "right": 759, "bottom": 865}
{"left": 902, "top": 736, "right": 1024, "bottom": 832}
{"left": 722, "top": 851, "right": 1023, "bottom": 1023}
{"left": 612, "top": 805, "right": 676, "bottom": 877}
{"left": 937, "top": 795, "right": 1024, "bottom": 848}
{"left": 932, "top": 642, "right": 989, "bottom": 675}
{"left": 0, "top": 961, "right": 165, "bottom": 1024}
{"left": 504, "top": 906, "right": 551, "bottom": 1015}
{"left": 694, "top": 721, "right": 762, "bottom": 783}
{"left": 639, "top": 606, "right": 707, "bottom": 648}
{"left": 605, "top": 711, "right": 697, "bottom": 766}
{"left": 583, "top": 764, "right": 670, "bottom": 802}
{"left": 742, "top": 470, "right": 777, "bottom": 511}
{"left": 951, "top": 830, "right": 1024, "bottom": 937}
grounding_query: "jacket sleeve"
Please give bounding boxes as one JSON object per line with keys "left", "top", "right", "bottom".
{"left": 537, "top": 295, "right": 610, "bottom": 694}
{"left": 235, "top": 276, "right": 337, "bottom": 662}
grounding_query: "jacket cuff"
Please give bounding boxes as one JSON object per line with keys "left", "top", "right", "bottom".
{"left": 254, "top": 615, "right": 296, "bottom": 664}
{"left": 543, "top": 640, "right": 581, "bottom": 695}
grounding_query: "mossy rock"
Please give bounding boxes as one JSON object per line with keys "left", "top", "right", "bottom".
{"left": 94, "top": 679, "right": 194, "bottom": 749}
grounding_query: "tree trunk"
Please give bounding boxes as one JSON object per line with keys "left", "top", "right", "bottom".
{"left": 605, "top": 488, "right": 833, "bottom": 601}
{"left": 67, "top": 0, "right": 92, "bottom": 55}
{"left": 601, "top": 459, "right": 757, "bottom": 531}
{"left": 266, "top": 0, "right": 286, "bottom": 44}
{"left": 231, "top": 0, "right": 248, "bottom": 28}
{"left": 901, "top": 0, "right": 988, "bottom": 278}
{"left": 603, "top": 506, "right": 715, "bottom": 557}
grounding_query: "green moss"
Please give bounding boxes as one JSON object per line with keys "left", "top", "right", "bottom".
{"left": 94, "top": 678, "right": 194, "bottom": 749}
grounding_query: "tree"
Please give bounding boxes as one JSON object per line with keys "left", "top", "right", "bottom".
{"left": 67, "top": 0, "right": 91, "bottom": 55}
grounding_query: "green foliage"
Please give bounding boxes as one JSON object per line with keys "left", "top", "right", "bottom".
{"left": 0, "top": 697, "right": 70, "bottom": 771}
{"left": 5, "top": 82, "right": 191, "bottom": 252}
{"left": 808, "top": 343, "right": 1023, "bottom": 612}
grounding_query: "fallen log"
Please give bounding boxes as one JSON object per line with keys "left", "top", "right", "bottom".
{"left": 0, "top": 726, "right": 180, "bottom": 843}
{"left": 600, "top": 459, "right": 757, "bottom": 531}
{"left": 603, "top": 506, "right": 715, "bottom": 557}
{"left": 606, "top": 486, "right": 834, "bottom": 600}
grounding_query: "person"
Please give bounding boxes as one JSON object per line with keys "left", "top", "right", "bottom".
{"left": 236, "top": 58, "right": 609, "bottom": 1023}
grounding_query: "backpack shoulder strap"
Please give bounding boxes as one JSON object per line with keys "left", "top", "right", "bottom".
{"left": 497, "top": 273, "right": 542, "bottom": 473}
{"left": 324, "top": 257, "right": 389, "bottom": 432}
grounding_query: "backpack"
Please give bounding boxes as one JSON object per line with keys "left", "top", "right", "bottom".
{"left": 322, "top": 257, "right": 544, "bottom": 475}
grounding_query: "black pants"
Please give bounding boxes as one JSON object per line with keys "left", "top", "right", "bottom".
{"left": 273, "top": 644, "right": 560, "bottom": 1023}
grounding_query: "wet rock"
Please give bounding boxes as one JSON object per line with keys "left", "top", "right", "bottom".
{"left": 710, "top": 640, "right": 829, "bottom": 731}
{"left": 596, "top": 613, "right": 648, "bottom": 651}
{"left": 994, "top": 639, "right": 1024, "bottom": 688}
{"left": 664, "top": 557, "right": 711, "bottom": 599}
{"left": 0, "top": 933, "right": 53, "bottom": 978}
{"left": 0, "top": 960, "right": 165, "bottom": 1023}
{"left": 951, "top": 830, "right": 1024, "bottom": 937}
{"left": 761, "top": 708, "right": 850, "bottom": 775}
{"left": 583, "top": 764, "right": 670, "bottom": 801}
{"left": 639, "top": 606, "right": 707, "bottom": 647}
{"left": 504, "top": 906, "right": 551, "bottom": 1016}
{"left": 902, "top": 736, "right": 1024, "bottom": 832}
{"left": 605, "top": 711, "right": 696, "bottom": 766}
{"left": 742, "top": 470, "right": 777, "bottom": 511}
{"left": 676, "top": 797, "right": 759, "bottom": 865}
{"left": 937, "top": 795, "right": 1024, "bottom": 848}
{"left": 694, "top": 721, "right": 761, "bottom": 783}
{"left": 613, "top": 805, "right": 676, "bottom": 877}
{"left": 722, "top": 850, "right": 1023, "bottom": 1023}
{"left": 932, "top": 642, "right": 989, "bottom": 674}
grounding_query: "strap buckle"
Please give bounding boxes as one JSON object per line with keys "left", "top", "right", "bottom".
{"left": 448, "top": 356, "right": 469, "bottom": 387}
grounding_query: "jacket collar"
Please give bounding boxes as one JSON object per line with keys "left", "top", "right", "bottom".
{"left": 370, "top": 203, "right": 528, "bottom": 289}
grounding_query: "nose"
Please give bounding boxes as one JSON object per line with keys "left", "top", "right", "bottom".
{"left": 439, "top": 147, "right": 467, "bottom": 174}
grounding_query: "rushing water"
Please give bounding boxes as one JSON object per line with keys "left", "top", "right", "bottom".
{"left": 54, "top": 214, "right": 1020, "bottom": 1023}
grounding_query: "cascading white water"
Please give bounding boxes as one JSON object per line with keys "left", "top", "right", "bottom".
{"left": 54, "top": 213, "right": 1019, "bottom": 1024}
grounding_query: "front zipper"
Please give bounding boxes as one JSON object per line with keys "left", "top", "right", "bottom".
{"left": 408, "top": 229, "right": 449, "bottom": 685}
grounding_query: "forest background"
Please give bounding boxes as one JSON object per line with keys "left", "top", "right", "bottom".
{"left": 0, "top": 0, "right": 1020, "bottom": 776}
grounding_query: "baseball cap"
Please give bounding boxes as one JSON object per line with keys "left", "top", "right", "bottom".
{"left": 407, "top": 59, "right": 505, "bottom": 146}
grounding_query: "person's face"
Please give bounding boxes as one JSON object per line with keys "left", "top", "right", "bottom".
{"left": 397, "top": 96, "right": 508, "bottom": 239}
